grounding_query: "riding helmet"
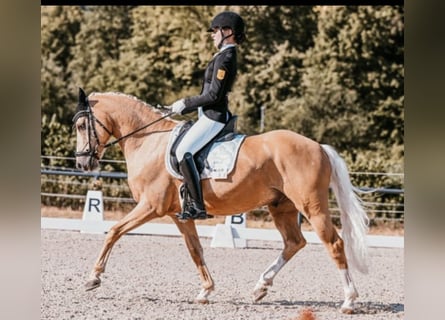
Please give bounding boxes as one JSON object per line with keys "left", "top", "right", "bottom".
{"left": 208, "top": 11, "right": 246, "bottom": 44}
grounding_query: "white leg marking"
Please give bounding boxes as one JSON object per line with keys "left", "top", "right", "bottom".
{"left": 253, "top": 254, "right": 287, "bottom": 301}
{"left": 260, "top": 254, "right": 287, "bottom": 286}
{"left": 195, "top": 288, "right": 212, "bottom": 304}
{"left": 339, "top": 269, "right": 359, "bottom": 313}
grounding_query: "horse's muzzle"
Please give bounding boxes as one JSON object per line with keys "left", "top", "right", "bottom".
{"left": 76, "top": 155, "right": 99, "bottom": 171}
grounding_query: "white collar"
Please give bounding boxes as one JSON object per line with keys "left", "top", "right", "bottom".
{"left": 213, "top": 44, "right": 236, "bottom": 58}
{"left": 219, "top": 44, "right": 236, "bottom": 52}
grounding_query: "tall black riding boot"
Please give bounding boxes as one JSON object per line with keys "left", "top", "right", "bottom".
{"left": 176, "top": 152, "right": 213, "bottom": 220}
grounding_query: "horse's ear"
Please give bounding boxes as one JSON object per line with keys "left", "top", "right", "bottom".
{"left": 77, "top": 87, "right": 88, "bottom": 111}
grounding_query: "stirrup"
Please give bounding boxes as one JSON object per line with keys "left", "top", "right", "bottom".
{"left": 176, "top": 206, "right": 214, "bottom": 221}
{"left": 178, "top": 182, "right": 213, "bottom": 221}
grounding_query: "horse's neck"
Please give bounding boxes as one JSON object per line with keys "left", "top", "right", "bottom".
{"left": 103, "top": 99, "right": 176, "bottom": 163}
{"left": 123, "top": 130, "right": 170, "bottom": 169}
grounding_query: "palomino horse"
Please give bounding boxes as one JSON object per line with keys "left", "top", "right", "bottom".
{"left": 73, "top": 89, "right": 369, "bottom": 313}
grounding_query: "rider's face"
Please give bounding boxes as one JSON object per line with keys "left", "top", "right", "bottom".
{"left": 210, "top": 27, "right": 234, "bottom": 49}
{"left": 210, "top": 27, "right": 222, "bottom": 49}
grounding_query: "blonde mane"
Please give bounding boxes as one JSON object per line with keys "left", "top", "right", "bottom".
{"left": 89, "top": 91, "right": 168, "bottom": 118}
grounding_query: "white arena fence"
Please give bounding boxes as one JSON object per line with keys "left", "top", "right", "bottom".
{"left": 41, "top": 159, "right": 404, "bottom": 249}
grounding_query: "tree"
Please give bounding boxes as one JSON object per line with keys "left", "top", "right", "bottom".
{"left": 229, "top": 6, "right": 318, "bottom": 134}
{"left": 41, "top": 6, "right": 82, "bottom": 125}
{"left": 68, "top": 6, "right": 133, "bottom": 93}
{"left": 105, "top": 6, "right": 216, "bottom": 105}
{"left": 288, "top": 6, "right": 403, "bottom": 166}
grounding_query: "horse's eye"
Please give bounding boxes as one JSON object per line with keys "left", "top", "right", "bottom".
{"left": 77, "top": 123, "right": 86, "bottom": 131}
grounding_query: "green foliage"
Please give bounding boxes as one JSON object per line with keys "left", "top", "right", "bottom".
{"left": 41, "top": 6, "right": 83, "bottom": 124}
{"left": 290, "top": 6, "right": 404, "bottom": 160}
{"left": 41, "top": 5, "right": 404, "bottom": 221}
{"left": 68, "top": 6, "right": 133, "bottom": 93}
{"left": 41, "top": 114, "right": 76, "bottom": 166}
{"left": 107, "top": 6, "right": 216, "bottom": 104}
{"left": 232, "top": 6, "right": 318, "bottom": 134}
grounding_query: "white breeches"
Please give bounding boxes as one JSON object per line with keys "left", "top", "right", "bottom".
{"left": 176, "top": 114, "right": 226, "bottom": 162}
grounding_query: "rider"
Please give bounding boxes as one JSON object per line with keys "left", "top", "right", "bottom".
{"left": 167, "top": 11, "right": 246, "bottom": 220}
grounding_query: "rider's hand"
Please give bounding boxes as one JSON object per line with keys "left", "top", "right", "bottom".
{"left": 169, "top": 99, "right": 186, "bottom": 115}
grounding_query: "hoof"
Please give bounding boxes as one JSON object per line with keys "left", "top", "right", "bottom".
{"left": 340, "top": 295, "right": 357, "bottom": 314}
{"left": 194, "top": 288, "right": 211, "bottom": 304}
{"left": 340, "top": 307, "right": 354, "bottom": 314}
{"left": 85, "top": 278, "right": 101, "bottom": 291}
{"left": 253, "top": 287, "right": 268, "bottom": 302}
{"left": 194, "top": 297, "right": 209, "bottom": 304}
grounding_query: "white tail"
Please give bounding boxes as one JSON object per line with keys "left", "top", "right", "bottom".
{"left": 321, "top": 144, "right": 369, "bottom": 274}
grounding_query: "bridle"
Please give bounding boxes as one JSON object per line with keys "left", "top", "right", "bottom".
{"left": 72, "top": 101, "right": 109, "bottom": 164}
{"left": 73, "top": 97, "right": 174, "bottom": 165}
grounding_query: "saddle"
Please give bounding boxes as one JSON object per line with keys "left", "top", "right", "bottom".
{"left": 165, "top": 115, "right": 246, "bottom": 180}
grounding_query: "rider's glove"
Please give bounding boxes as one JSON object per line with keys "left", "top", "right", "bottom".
{"left": 169, "top": 99, "right": 186, "bottom": 115}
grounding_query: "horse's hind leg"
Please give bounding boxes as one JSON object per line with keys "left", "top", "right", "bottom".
{"left": 172, "top": 218, "right": 214, "bottom": 304}
{"left": 304, "top": 197, "right": 358, "bottom": 313}
{"left": 253, "top": 198, "right": 306, "bottom": 302}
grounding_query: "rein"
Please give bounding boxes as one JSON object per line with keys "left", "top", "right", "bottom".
{"left": 103, "top": 111, "right": 174, "bottom": 148}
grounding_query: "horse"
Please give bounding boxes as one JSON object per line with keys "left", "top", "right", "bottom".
{"left": 73, "top": 88, "right": 369, "bottom": 314}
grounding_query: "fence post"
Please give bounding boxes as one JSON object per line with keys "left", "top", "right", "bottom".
{"left": 210, "top": 213, "right": 247, "bottom": 248}
{"left": 80, "top": 190, "right": 105, "bottom": 234}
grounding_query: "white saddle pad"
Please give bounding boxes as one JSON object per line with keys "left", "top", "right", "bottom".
{"left": 165, "top": 122, "right": 246, "bottom": 180}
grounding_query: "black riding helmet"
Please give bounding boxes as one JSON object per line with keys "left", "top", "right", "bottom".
{"left": 208, "top": 11, "right": 246, "bottom": 46}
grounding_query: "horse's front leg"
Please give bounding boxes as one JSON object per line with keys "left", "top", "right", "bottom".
{"left": 85, "top": 202, "right": 157, "bottom": 291}
{"left": 172, "top": 217, "right": 214, "bottom": 304}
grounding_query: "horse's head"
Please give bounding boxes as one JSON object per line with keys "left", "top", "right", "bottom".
{"left": 73, "top": 88, "right": 112, "bottom": 171}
